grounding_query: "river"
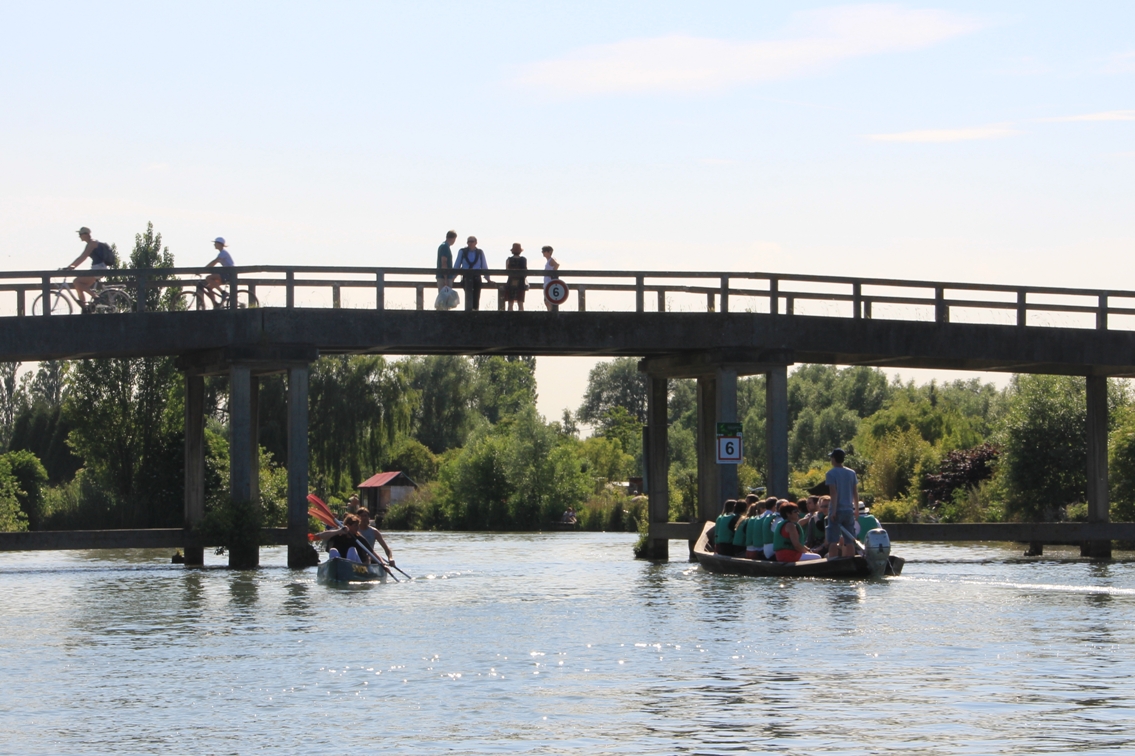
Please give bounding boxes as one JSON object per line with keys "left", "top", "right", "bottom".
{"left": 1, "top": 533, "right": 1133, "bottom": 755}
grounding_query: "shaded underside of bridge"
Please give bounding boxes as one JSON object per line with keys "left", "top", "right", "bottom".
{"left": 5, "top": 308, "right": 1135, "bottom": 375}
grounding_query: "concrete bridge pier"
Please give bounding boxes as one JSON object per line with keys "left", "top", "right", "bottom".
{"left": 640, "top": 350, "right": 794, "bottom": 560}
{"left": 178, "top": 346, "right": 318, "bottom": 569}
{"left": 1082, "top": 375, "right": 1111, "bottom": 559}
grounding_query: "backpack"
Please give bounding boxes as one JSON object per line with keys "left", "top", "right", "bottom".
{"left": 461, "top": 248, "right": 482, "bottom": 269}
{"left": 91, "top": 242, "right": 115, "bottom": 266}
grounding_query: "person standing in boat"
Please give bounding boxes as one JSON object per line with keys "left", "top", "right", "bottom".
{"left": 825, "top": 448, "right": 859, "bottom": 558}
{"left": 311, "top": 514, "right": 368, "bottom": 563}
{"left": 357, "top": 508, "right": 395, "bottom": 566}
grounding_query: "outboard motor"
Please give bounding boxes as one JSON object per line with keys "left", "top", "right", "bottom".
{"left": 863, "top": 528, "right": 892, "bottom": 577}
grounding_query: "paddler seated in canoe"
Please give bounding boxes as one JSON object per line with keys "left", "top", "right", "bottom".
{"left": 311, "top": 514, "right": 369, "bottom": 563}
{"left": 800, "top": 495, "right": 830, "bottom": 556}
{"left": 772, "top": 501, "right": 822, "bottom": 563}
{"left": 356, "top": 507, "right": 395, "bottom": 566}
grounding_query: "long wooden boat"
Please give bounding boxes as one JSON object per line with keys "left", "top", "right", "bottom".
{"left": 692, "top": 522, "right": 904, "bottom": 579}
{"left": 317, "top": 557, "right": 388, "bottom": 584}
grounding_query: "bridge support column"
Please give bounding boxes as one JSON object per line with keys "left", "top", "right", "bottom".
{"left": 644, "top": 374, "right": 669, "bottom": 560}
{"left": 716, "top": 368, "right": 739, "bottom": 504}
{"left": 184, "top": 374, "right": 205, "bottom": 566}
{"left": 228, "top": 365, "right": 259, "bottom": 569}
{"left": 765, "top": 365, "right": 789, "bottom": 499}
{"left": 1082, "top": 376, "right": 1111, "bottom": 559}
{"left": 287, "top": 365, "right": 317, "bottom": 568}
{"left": 696, "top": 375, "right": 719, "bottom": 524}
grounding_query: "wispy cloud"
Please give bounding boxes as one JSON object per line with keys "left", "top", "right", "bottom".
{"left": 517, "top": 4, "right": 983, "bottom": 96}
{"left": 1042, "top": 110, "right": 1135, "bottom": 122}
{"left": 867, "top": 126, "right": 1020, "bottom": 143}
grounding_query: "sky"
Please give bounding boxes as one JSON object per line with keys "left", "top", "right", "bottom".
{"left": 1, "top": 2, "right": 1132, "bottom": 420}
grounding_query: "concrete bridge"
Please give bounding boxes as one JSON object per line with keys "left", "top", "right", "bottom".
{"left": 2, "top": 264, "right": 1134, "bottom": 563}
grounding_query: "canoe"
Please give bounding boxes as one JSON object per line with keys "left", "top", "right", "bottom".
{"left": 692, "top": 522, "right": 904, "bottom": 579}
{"left": 317, "top": 557, "right": 388, "bottom": 584}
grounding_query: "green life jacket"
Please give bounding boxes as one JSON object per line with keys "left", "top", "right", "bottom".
{"left": 771, "top": 519, "right": 804, "bottom": 552}
{"left": 714, "top": 514, "right": 736, "bottom": 546}
{"left": 758, "top": 512, "right": 777, "bottom": 547}
{"left": 746, "top": 513, "right": 765, "bottom": 548}
{"left": 732, "top": 517, "right": 750, "bottom": 546}
{"left": 857, "top": 514, "right": 880, "bottom": 536}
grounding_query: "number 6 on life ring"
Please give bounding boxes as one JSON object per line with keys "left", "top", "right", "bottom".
{"left": 544, "top": 279, "right": 569, "bottom": 305}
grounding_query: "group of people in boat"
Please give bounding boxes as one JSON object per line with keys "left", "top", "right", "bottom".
{"left": 711, "top": 447, "right": 880, "bottom": 563}
{"left": 311, "top": 495, "right": 395, "bottom": 567}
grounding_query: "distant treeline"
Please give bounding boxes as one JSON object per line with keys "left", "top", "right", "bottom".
{"left": 3, "top": 223, "right": 1135, "bottom": 533}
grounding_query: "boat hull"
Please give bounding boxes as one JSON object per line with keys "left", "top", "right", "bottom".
{"left": 317, "top": 557, "right": 388, "bottom": 584}
{"left": 692, "top": 522, "right": 904, "bottom": 579}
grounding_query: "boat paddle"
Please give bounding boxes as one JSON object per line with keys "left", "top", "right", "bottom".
{"left": 307, "top": 494, "right": 403, "bottom": 581}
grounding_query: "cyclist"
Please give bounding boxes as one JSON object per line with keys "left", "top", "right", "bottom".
{"left": 66, "top": 227, "right": 114, "bottom": 310}
{"left": 200, "top": 237, "right": 234, "bottom": 307}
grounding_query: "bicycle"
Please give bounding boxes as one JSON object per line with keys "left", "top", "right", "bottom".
{"left": 31, "top": 277, "right": 134, "bottom": 315}
{"left": 177, "top": 278, "right": 258, "bottom": 311}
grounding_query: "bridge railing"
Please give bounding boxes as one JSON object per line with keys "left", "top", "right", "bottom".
{"left": 2, "top": 266, "right": 1134, "bottom": 330}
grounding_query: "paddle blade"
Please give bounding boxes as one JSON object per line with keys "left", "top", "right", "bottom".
{"left": 307, "top": 493, "right": 337, "bottom": 523}
{"left": 308, "top": 507, "right": 337, "bottom": 528}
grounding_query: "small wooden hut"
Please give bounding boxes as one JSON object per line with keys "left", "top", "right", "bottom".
{"left": 358, "top": 471, "right": 418, "bottom": 517}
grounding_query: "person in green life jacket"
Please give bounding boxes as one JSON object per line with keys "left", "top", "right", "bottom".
{"left": 745, "top": 496, "right": 773, "bottom": 559}
{"left": 713, "top": 500, "right": 737, "bottom": 556}
{"left": 800, "top": 495, "right": 829, "bottom": 554}
{"left": 855, "top": 502, "right": 880, "bottom": 538}
{"left": 758, "top": 497, "right": 782, "bottom": 559}
{"left": 731, "top": 500, "right": 758, "bottom": 555}
{"left": 734, "top": 494, "right": 760, "bottom": 559}
{"left": 773, "top": 501, "right": 822, "bottom": 562}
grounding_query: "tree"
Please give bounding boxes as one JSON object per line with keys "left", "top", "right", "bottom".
{"left": 923, "top": 444, "right": 999, "bottom": 505}
{"left": 0, "top": 361, "right": 20, "bottom": 449}
{"left": 473, "top": 355, "right": 536, "bottom": 424}
{"left": 2, "top": 450, "right": 48, "bottom": 529}
{"left": 308, "top": 355, "right": 415, "bottom": 495}
{"left": 577, "top": 358, "right": 647, "bottom": 424}
{"left": 406, "top": 356, "right": 476, "bottom": 453}
{"left": 0, "top": 456, "right": 28, "bottom": 532}
{"left": 995, "top": 375, "right": 1090, "bottom": 520}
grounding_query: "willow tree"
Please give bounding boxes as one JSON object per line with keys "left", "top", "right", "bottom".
{"left": 308, "top": 355, "right": 415, "bottom": 496}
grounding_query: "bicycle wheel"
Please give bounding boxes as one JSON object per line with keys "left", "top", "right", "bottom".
{"left": 177, "top": 289, "right": 207, "bottom": 311}
{"left": 238, "top": 288, "right": 259, "bottom": 308}
{"left": 31, "top": 290, "right": 73, "bottom": 316}
{"left": 91, "top": 288, "right": 134, "bottom": 314}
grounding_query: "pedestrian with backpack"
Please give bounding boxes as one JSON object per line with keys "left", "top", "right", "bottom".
{"left": 67, "top": 226, "right": 115, "bottom": 310}
{"left": 454, "top": 235, "right": 491, "bottom": 311}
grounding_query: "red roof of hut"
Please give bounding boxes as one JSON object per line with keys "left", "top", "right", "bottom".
{"left": 358, "top": 471, "right": 417, "bottom": 488}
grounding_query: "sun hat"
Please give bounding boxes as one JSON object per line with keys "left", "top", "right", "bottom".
{"left": 77, "top": 227, "right": 91, "bottom": 235}
{"left": 213, "top": 237, "right": 226, "bottom": 245}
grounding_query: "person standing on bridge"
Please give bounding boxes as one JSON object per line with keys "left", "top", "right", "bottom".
{"left": 825, "top": 448, "right": 859, "bottom": 559}
{"left": 455, "top": 235, "right": 490, "bottom": 310}
{"left": 67, "top": 226, "right": 114, "bottom": 310}
{"left": 503, "top": 243, "right": 527, "bottom": 311}
{"left": 541, "top": 246, "right": 560, "bottom": 310}
{"left": 437, "top": 230, "right": 456, "bottom": 291}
